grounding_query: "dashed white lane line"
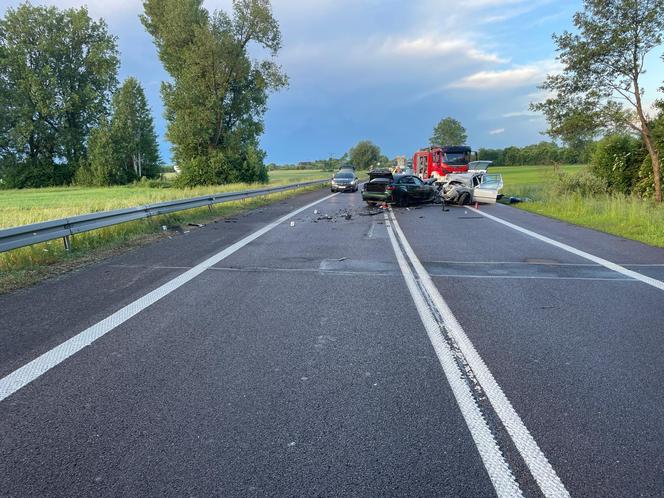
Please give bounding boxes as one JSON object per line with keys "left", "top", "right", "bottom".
{"left": 469, "top": 207, "right": 664, "bottom": 292}
{"left": 383, "top": 212, "right": 524, "bottom": 498}
{"left": 388, "top": 208, "right": 570, "bottom": 498}
{"left": 0, "top": 193, "right": 338, "bottom": 403}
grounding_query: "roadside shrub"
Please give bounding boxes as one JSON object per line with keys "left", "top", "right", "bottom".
{"left": 633, "top": 155, "right": 664, "bottom": 199}
{"left": 589, "top": 134, "right": 645, "bottom": 195}
{"left": 553, "top": 171, "right": 606, "bottom": 196}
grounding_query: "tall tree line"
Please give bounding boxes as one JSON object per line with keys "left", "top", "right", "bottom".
{"left": 141, "top": 0, "right": 287, "bottom": 186}
{"left": 1, "top": 0, "right": 284, "bottom": 189}
{"left": 0, "top": 3, "right": 161, "bottom": 188}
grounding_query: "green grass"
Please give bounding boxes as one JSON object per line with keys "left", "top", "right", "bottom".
{"left": 269, "top": 169, "right": 331, "bottom": 183}
{"left": 0, "top": 170, "right": 329, "bottom": 229}
{"left": 0, "top": 172, "right": 329, "bottom": 292}
{"left": 490, "top": 164, "right": 664, "bottom": 248}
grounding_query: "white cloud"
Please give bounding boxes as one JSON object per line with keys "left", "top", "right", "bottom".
{"left": 448, "top": 60, "right": 560, "bottom": 90}
{"left": 489, "top": 128, "right": 506, "bottom": 135}
{"left": 449, "top": 67, "right": 540, "bottom": 89}
{"left": 502, "top": 110, "right": 536, "bottom": 118}
{"left": 380, "top": 36, "right": 509, "bottom": 64}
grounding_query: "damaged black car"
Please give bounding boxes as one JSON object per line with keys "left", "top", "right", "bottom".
{"left": 362, "top": 169, "right": 437, "bottom": 206}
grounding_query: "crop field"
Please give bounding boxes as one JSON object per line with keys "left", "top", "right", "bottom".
{"left": 0, "top": 170, "right": 329, "bottom": 291}
{"left": 492, "top": 164, "right": 585, "bottom": 190}
{"left": 0, "top": 169, "right": 330, "bottom": 230}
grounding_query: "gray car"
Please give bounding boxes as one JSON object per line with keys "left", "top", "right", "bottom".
{"left": 331, "top": 171, "right": 359, "bottom": 192}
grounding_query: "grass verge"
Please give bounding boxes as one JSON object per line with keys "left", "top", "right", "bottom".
{"left": 0, "top": 183, "right": 326, "bottom": 294}
{"left": 495, "top": 164, "right": 664, "bottom": 248}
{"left": 518, "top": 193, "right": 664, "bottom": 248}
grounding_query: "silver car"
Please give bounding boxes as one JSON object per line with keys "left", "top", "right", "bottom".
{"left": 331, "top": 171, "right": 359, "bottom": 192}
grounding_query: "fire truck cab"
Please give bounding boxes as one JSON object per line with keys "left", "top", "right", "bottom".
{"left": 413, "top": 145, "right": 472, "bottom": 180}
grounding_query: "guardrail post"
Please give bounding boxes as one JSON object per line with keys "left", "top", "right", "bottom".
{"left": 63, "top": 235, "right": 72, "bottom": 252}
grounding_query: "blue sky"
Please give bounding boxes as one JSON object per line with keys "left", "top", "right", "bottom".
{"left": 2, "top": 0, "right": 664, "bottom": 164}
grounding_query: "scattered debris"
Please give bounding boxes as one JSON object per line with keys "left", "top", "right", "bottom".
{"left": 345, "top": 213, "right": 352, "bottom": 220}
{"left": 337, "top": 257, "right": 348, "bottom": 262}
{"left": 317, "top": 215, "right": 334, "bottom": 221}
{"left": 289, "top": 221, "right": 295, "bottom": 227}
{"left": 313, "top": 209, "right": 319, "bottom": 215}
{"left": 187, "top": 223, "right": 205, "bottom": 228}
{"left": 161, "top": 225, "right": 168, "bottom": 231}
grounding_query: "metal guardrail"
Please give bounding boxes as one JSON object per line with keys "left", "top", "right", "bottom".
{"left": 0, "top": 179, "right": 329, "bottom": 253}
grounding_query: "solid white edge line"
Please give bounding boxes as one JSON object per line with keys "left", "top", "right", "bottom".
{"left": 383, "top": 212, "right": 524, "bottom": 498}
{"left": 0, "top": 193, "right": 338, "bottom": 402}
{"left": 388, "top": 208, "right": 569, "bottom": 498}
{"left": 468, "top": 207, "right": 664, "bottom": 291}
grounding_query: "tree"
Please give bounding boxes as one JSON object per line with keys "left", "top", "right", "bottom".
{"left": 532, "top": 0, "right": 664, "bottom": 202}
{"left": 141, "top": 0, "right": 287, "bottom": 186}
{"left": 110, "top": 77, "right": 161, "bottom": 180}
{"left": 79, "top": 120, "right": 121, "bottom": 186}
{"left": 0, "top": 3, "right": 118, "bottom": 187}
{"left": 430, "top": 117, "right": 467, "bottom": 146}
{"left": 349, "top": 140, "right": 381, "bottom": 170}
{"left": 77, "top": 78, "right": 161, "bottom": 185}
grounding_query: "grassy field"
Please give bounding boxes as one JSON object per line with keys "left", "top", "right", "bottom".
{"left": 0, "top": 169, "right": 330, "bottom": 229}
{"left": 492, "top": 164, "right": 585, "bottom": 190}
{"left": 492, "top": 164, "right": 664, "bottom": 248}
{"left": 0, "top": 169, "right": 330, "bottom": 292}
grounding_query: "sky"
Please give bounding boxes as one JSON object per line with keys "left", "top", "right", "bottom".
{"left": 2, "top": 0, "right": 664, "bottom": 165}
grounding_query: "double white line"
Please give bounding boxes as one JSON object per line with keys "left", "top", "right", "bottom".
{"left": 385, "top": 208, "right": 569, "bottom": 498}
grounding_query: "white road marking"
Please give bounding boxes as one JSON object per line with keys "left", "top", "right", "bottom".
{"left": 0, "top": 193, "right": 338, "bottom": 403}
{"left": 388, "top": 208, "right": 570, "bottom": 498}
{"left": 367, "top": 221, "right": 377, "bottom": 238}
{"left": 429, "top": 274, "right": 634, "bottom": 282}
{"left": 469, "top": 207, "right": 664, "bottom": 291}
{"left": 383, "top": 212, "right": 524, "bottom": 498}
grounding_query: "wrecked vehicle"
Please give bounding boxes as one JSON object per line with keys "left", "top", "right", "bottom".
{"left": 362, "top": 169, "right": 437, "bottom": 206}
{"left": 438, "top": 163, "right": 503, "bottom": 205}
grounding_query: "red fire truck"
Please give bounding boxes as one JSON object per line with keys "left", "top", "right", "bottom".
{"left": 413, "top": 145, "right": 472, "bottom": 180}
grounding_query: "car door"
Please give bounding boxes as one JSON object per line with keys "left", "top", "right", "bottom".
{"left": 397, "top": 176, "right": 417, "bottom": 201}
{"left": 408, "top": 176, "right": 429, "bottom": 201}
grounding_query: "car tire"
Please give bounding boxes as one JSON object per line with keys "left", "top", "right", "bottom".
{"left": 458, "top": 192, "right": 470, "bottom": 205}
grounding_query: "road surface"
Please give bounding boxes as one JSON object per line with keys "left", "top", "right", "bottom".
{"left": 1, "top": 188, "right": 663, "bottom": 497}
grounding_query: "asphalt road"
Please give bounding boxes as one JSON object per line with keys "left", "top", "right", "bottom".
{"left": 1, "top": 187, "right": 663, "bottom": 497}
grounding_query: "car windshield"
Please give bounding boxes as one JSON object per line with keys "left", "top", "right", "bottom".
{"left": 444, "top": 152, "right": 469, "bottom": 165}
{"left": 334, "top": 173, "right": 353, "bottom": 179}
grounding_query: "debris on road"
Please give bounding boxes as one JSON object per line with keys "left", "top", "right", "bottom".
{"left": 290, "top": 221, "right": 296, "bottom": 227}
{"left": 187, "top": 223, "right": 205, "bottom": 228}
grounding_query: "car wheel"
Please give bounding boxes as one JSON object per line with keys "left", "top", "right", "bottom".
{"left": 458, "top": 192, "right": 470, "bottom": 205}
